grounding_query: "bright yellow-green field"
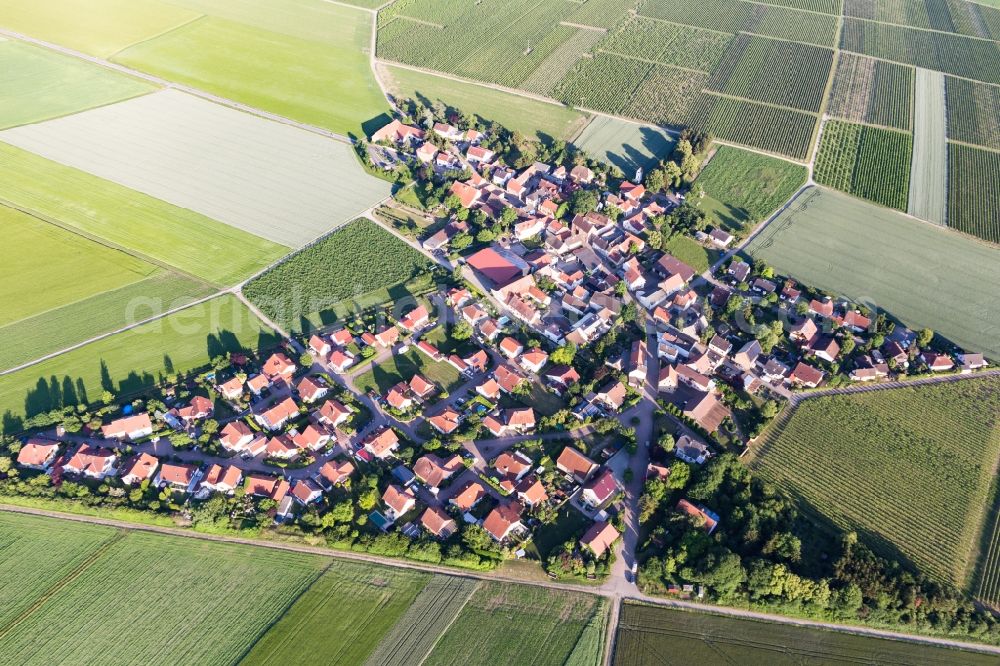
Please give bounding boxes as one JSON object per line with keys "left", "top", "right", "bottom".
{"left": 0, "top": 205, "right": 157, "bottom": 326}
{"left": 113, "top": 12, "right": 387, "bottom": 136}
{"left": 0, "top": 143, "right": 289, "bottom": 286}
{"left": 0, "top": 0, "right": 200, "bottom": 58}
{"left": 0, "top": 295, "right": 279, "bottom": 425}
{"left": 0, "top": 40, "right": 156, "bottom": 129}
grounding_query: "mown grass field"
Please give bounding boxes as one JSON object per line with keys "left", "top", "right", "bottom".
{"left": 0, "top": 206, "right": 156, "bottom": 326}
{"left": 354, "top": 349, "right": 464, "bottom": 395}
{"left": 746, "top": 187, "right": 1000, "bottom": 359}
{"left": 0, "top": 528, "right": 326, "bottom": 666}
{"left": 379, "top": 64, "right": 590, "bottom": 142}
{"left": 242, "top": 561, "right": 431, "bottom": 665}
{"left": 424, "top": 582, "right": 606, "bottom": 666}
{"left": 572, "top": 115, "right": 676, "bottom": 176}
{"left": 0, "top": 513, "right": 118, "bottom": 629}
{"left": 0, "top": 0, "right": 201, "bottom": 58}
{"left": 662, "top": 235, "right": 716, "bottom": 274}
{"left": 0, "top": 142, "right": 289, "bottom": 286}
{"left": 613, "top": 603, "right": 1000, "bottom": 665}
{"left": 244, "top": 218, "right": 435, "bottom": 333}
{"left": 0, "top": 295, "right": 279, "bottom": 427}
{"left": 908, "top": 67, "right": 948, "bottom": 224}
{"left": 0, "top": 40, "right": 155, "bottom": 129}
{"left": 695, "top": 146, "right": 808, "bottom": 229}
{"left": 750, "top": 378, "right": 1000, "bottom": 586}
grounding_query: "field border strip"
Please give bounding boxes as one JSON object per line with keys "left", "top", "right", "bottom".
{"left": 0, "top": 529, "right": 126, "bottom": 640}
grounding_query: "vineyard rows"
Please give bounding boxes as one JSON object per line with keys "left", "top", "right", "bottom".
{"left": 828, "top": 53, "right": 913, "bottom": 130}
{"left": 752, "top": 378, "right": 1000, "bottom": 587}
{"left": 626, "top": 65, "right": 709, "bottom": 126}
{"left": 840, "top": 18, "right": 1000, "bottom": 86}
{"left": 976, "top": 508, "right": 1000, "bottom": 607}
{"left": 945, "top": 76, "right": 1000, "bottom": 150}
{"left": 947, "top": 143, "right": 1000, "bottom": 243}
{"left": 742, "top": 2, "right": 839, "bottom": 47}
{"left": 842, "top": 0, "right": 1000, "bottom": 39}
{"left": 692, "top": 94, "right": 818, "bottom": 159}
{"left": 599, "top": 17, "right": 731, "bottom": 71}
{"left": 567, "top": 0, "right": 638, "bottom": 29}
{"left": 749, "top": 0, "right": 842, "bottom": 14}
{"left": 815, "top": 120, "right": 912, "bottom": 210}
{"left": 639, "top": 0, "right": 752, "bottom": 32}
{"left": 521, "top": 28, "right": 604, "bottom": 95}
{"left": 554, "top": 51, "right": 653, "bottom": 114}
{"left": 707, "top": 33, "right": 834, "bottom": 112}
{"left": 640, "top": 0, "right": 839, "bottom": 45}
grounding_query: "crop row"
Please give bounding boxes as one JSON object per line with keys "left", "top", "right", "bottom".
{"left": 976, "top": 509, "right": 1000, "bottom": 607}
{"left": 521, "top": 28, "right": 604, "bottom": 95}
{"left": 842, "top": 0, "right": 1000, "bottom": 40}
{"left": 599, "top": 16, "right": 731, "bottom": 71}
{"left": 945, "top": 76, "right": 1000, "bottom": 150}
{"left": 828, "top": 53, "right": 913, "bottom": 131}
{"left": 567, "top": 0, "right": 638, "bottom": 29}
{"left": 752, "top": 379, "right": 1000, "bottom": 586}
{"left": 742, "top": 2, "right": 839, "bottom": 46}
{"left": 815, "top": 120, "right": 912, "bottom": 210}
{"left": 639, "top": 0, "right": 753, "bottom": 33}
{"left": 706, "top": 33, "right": 833, "bottom": 112}
{"left": 840, "top": 18, "right": 1000, "bottom": 86}
{"left": 638, "top": 0, "right": 837, "bottom": 45}
{"left": 692, "top": 94, "right": 818, "bottom": 159}
{"left": 748, "top": 0, "right": 842, "bottom": 14}
{"left": 947, "top": 142, "right": 1000, "bottom": 243}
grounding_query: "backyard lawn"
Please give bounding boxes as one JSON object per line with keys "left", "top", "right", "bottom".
{"left": 353, "top": 349, "right": 464, "bottom": 395}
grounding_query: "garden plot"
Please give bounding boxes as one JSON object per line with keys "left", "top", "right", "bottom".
{"left": 908, "top": 67, "right": 948, "bottom": 225}
{"left": 0, "top": 89, "right": 391, "bottom": 247}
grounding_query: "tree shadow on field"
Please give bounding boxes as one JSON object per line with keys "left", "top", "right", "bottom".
{"left": 362, "top": 113, "right": 394, "bottom": 139}
{"left": 2, "top": 411, "right": 24, "bottom": 436}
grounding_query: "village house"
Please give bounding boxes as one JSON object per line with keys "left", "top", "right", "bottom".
{"left": 62, "top": 444, "right": 116, "bottom": 479}
{"left": 199, "top": 464, "right": 243, "bottom": 495}
{"left": 675, "top": 435, "right": 711, "bottom": 465}
{"left": 398, "top": 305, "right": 430, "bottom": 332}
{"left": 319, "top": 458, "right": 355, "bottom": 486}
{"left": 449, "top": 480, "right": 487, "bottom": 512}
{"left": 16, "top": 439, "right": 60, "bottom": 471}
{"left": 101, "top": 413, "right": 153, "bottom": 441}
{"left": 596, "top": 380, "right": 628, "bottom": 412}
{"left": 581, "top": 467, "right": 619, "bottom": 508}
{"left": 557, "top": 446, "right": 598, "bottom": 483}
{"left": 484, "top": 407, "right": 536, "bottom": 437}
{"left": 219, "top": 420, "right": 256, "bottom": 454}
{"left": 922, "top": 352, "right": 955, "bottom": 372}
{"left": 363, "top": 427, "right": 400, "bottom": 459}
{"left": 580, "top": 520, "right": 620, "bottom": 558}
{"left": 291, "top": 479, "right": 324, "bottom": 505}
{"left": 262, "top": 352, "right": 296, "bottom": 381}
{"left": 413, "top": 453, "right": 464, "bottom": 488}
{"left": 483, "top": 501, "right": 525, "bottom": 542}
{"left": 382, "top": 484, "right": 417, "bottom": 520}
{"left": 428, "top": 408, "right": 462, "bottom": 435}
{"left": 788, "top": 362, "right": 825, "bottom": 388}
{"left": 155, "top": 463, "right": 202, "bottom": 494}
{"left": 421, "top": 506, "right": 458, "bottom": 539}
{"left": 217, "top": 376, "right": 245, "bottom": 401}
{"left": 175, "top": 396, "right": 213, "bottom": 423}
{"left": 255, "top": 397, "right": 300, "bottom": 431}
{"left": 516, "top": 476, "right": 548, "bottom": 506}
{"left": 296, "top": 376, "right": 328, "bottom": 403}
{"left": 291, "top": 424, "right": 331, "bottom": 452}
{"left": 677, "top": 498, "right": 720, "bottom": 534}
{"left": 245, "top": 475, "right": 290, "bottom": 502}
{"left": 120, "top": 452, "right": 159, "bottom": 485}
{"left": 371, "top": 119, "right": 425, "bottom": 146}
{"left": 316, "top": 399, "right": 352, "bottom": 430}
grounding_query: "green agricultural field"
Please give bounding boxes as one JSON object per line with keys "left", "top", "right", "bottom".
{"left": 573, "top": 115, "right": 677, "bottom": 176}
{"left": 948, "top": 143, "right": 1000, "bottom": 244}
{"left": 695, "top": 146, "right": 808, "bottom": 229}
{"left": 908, "top": 68, "right": 948, "bottom": 224}
{"left": 0, "top": 206, "right": 156, "bottom": 327}
{"left": 751, "top": 378, "right": 1000, "bottom": 586}
{"left": 0, "top": 295, "right": 279, "bottom": 427}
{"left": 0, "top": 529, "right": 326, "bottom": 666}
{"left": 691, "top": 94, "right": 819, "bottom": 160}
{"left": 946, "top": 76, "right": 1000, "bottom": 150}
{"left": 0, "top": 40, "right": 156, "bottom": 129}
{"left": 746, "top": 187, "right": 1000, "bottom": 358}
{"left": 828, "top": 53, "right": 913, "bottom": 131}
{"left": 0, "top": 273, "right": 215, "bottom": 372}
{"left": 244, "top": 218, "right": 436, "bottom": 333}
{"left": 814, "top": 120, "right": 912, "bottom": 211}
{"left": 0, "top": 143, "right": 289, "bottom": 286}
{"left": 424, "top": 582, "right": 606, "bottom": 666}
{"left": 242, "top": 561, "right": 431, "bottom": 665}
{"left": 354, "top": 348, "right": 464, "bottom": 395}
{"left": 613, "top": 603, "right": 1000, "bottom": 665}
{"left": 0, "top": 0, "right": 201, "bottom": 58}
{"left": 114, "top": 8, "right": 388, "bottom": 136}
{"left": 363, "top": 576, "right": 479, "bottom": 666}
{"left": 380, "top": 65, "right": 590, "bottom": 142}
{"left": 0, "top": 512, "right": 118, "bottom": 629}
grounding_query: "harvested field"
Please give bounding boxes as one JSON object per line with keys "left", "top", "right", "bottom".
{"left": 0, "top": 90, "right": 391, "bottom": 247}
{"left": 614, "top": 603, "right": 1000, "bottom": 665}
{"left": 243, "top": 561, "right": 431, "bottom": 665}
{"left": 0, "top": 0, "right": 200, "bottom": 58}
{"left": 750, "top": 378, "right": 1000, "bottom": 586}
{"left": 424, "top": 582, "right": 606, "bottom": 666}
{"left": 908, "top": 67, "right": 948, "bottom": 224}
{"left": 946, "top": 76, "right": 1000, "bottom": 150}
{"left": 363, "top": 576, "right": 478, "bottom": 666}
{"left": 0, "top": 512, "right": 118, "bottom": 629}
{"left": 0, "top": 530, "right": 326, "bottom": 665}
{"left": 0, "top": 295, "right": 280, "bottom": 425}
{"left": 0, "top": 142, "right": 288, "bottom": 286}
{"left": 747, "top": 187, "right": 1000, "bottom": 357}
{"left": 379, "top": 64, "right": 590, "bottom": 142}
{"left": 0, "top": 40, "right": 156, "bottom": 129}
{"left": 827, "top": 52, "right": 913, "bottom": 130}
{"left": 573, "top": 115, "right": 677, "bottom": 175}
{"left": 948, "top": 143, "right": 1000, "bottom": 243}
